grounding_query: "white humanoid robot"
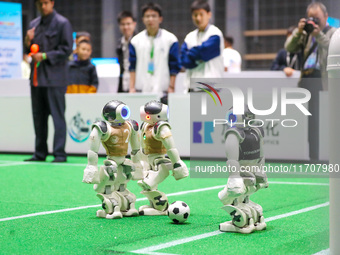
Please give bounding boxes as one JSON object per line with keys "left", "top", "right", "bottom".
{"left": 218, "top": 106, "right": 268, "bottom": 233}
{"left": 82, "top": 100, "right": 143, "bottom": 219}
{"left": 138, "top": 100, "right": 189, "bottom": 216}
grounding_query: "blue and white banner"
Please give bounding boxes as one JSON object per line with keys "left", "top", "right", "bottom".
{"left": 0, "top": 2, "right": 22, "bottom": 79}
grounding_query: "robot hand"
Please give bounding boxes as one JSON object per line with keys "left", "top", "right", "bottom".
{"left": 82, "top": 165, "right": 100, "bottom": 184}
{"left": 172, "top": 160, "right": 189, "bottom": 180}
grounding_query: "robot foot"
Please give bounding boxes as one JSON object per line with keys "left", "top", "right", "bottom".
{"left": 122, "top": 208, "right": 139, "bottom": 217}
{"left": 96, "top": 209, "right": 107, "bottom": 218}
{"left": 96, "top": 209, "right": 123, "bottom": 219}
{"left": 105, "top": 211, "right": 123, "bottom": 219}
{"left": 254, "top": 216, "right": 267, "bottom": 231}
{"left": 219, "top": 218, "right": 256, "bottom": 234}
{"left": 138, "top": 205, "right": 167, "bottom": 216}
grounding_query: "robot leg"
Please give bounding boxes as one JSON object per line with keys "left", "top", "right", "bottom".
{"left": 138, "top": 190, "right": 168, "bottom": 216}
{"left": 245, "top": 198, "right": 266, "bottom": 231}
{"left": 96, "top": 192, "right": 123, "bottom": 219}
{"left": 120, "top": 189, "right": 139, "bottom": 217}
{"left": 218, "top": 173, "right": 246, "bottom": 205}
{"left": 138, "top": 161, "right": 170, "bottom": 191}
{"left": 219, "top": 198, "right": 256, "bottom": 234}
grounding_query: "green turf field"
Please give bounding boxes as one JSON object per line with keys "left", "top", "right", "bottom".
{"left": 0, "top": 154, "right": 329, "bottom": 255}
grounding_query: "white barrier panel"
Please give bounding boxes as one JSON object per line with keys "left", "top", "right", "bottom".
{"left": 0, "top": 71, "right": 329, "bottom": 161}
{"left": 0, "top": 93, "right": 157, "bottom": 154}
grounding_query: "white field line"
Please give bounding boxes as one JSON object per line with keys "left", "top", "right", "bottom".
{"left": 131, "top": 202, "right": 330, "bottom": 255}
{"left": 313, "top": 248, "right": 330, "bottom": 255}
{"left": 0, "top": 181, "right": 328, "bottom": 222}
{"left": 0, "top": 162, "right": 30, "bottom": 167}
{"left": 0, "top": 160, "right": 85, "bottom": 167}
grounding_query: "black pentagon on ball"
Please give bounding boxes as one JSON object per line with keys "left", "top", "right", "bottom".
{"left": 173, "top": 219, "right": 180, "bottom": 224}
{"left": 173, "top": 207, "right": 180, "bottom": 214}
{"left": 182, "top": 202, "right": 187, "bottom": 207}
{"left": 184, "top": 213, "right": 189, "bottom": 219}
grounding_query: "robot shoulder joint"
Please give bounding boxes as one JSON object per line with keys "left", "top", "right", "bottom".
{"left": 91, "top": 121, "right": 110, "bottom": 138}
{"left": 224, "top": 127, "right": 245, "bottom": 143}
{"left": 128, "top": 119, "right": 139, "bottom": 132}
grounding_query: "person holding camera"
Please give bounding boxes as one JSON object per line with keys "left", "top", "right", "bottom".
{"left": 285, "top": 2, "right": 336, "bottom": 161}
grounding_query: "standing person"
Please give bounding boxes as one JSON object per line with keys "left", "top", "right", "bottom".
{"left": 67, "top": 40, "right": 98, "bottom": 93}
{"left": 24, "top": 0, "right": 73, "bottom": 162}
{"left": 223, "top": 36, "right": 242, "bottom": 73}
{"left": 285, "top": 1, "right": 336, "bottom": 161}
{"left": 129, "top": 2, "right": 181, "bottom": 95}
{"left": 180, "top": 0, "right": 224, "bottom": 92}
{"left": 116, "top": 11, "right": 136, "bottom": 93}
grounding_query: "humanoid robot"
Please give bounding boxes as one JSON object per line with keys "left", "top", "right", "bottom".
{"left": 218, "top": 106, "right": 268, "bottom": 233}
{"left": 82, "top": 100, "right": 143, "bottom": 219}
{"left": 138, "top": 100, "right": 189, "bottom": 215}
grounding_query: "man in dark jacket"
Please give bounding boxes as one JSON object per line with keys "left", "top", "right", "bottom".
{"left": 116, "top": 11, "right": 136, "bottom": 92}
{"left": 24, "top": 0, "right": 73, "bottom": 162}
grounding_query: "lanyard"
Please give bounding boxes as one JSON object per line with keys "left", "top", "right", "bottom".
{"left": 150, "top": 37, "right": 154, "bottom": 60}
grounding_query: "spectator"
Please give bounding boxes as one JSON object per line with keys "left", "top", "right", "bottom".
{"left": 129, "top": 2, "right": 180, "bottom": 95}
{"left": 70, "top": 31, "right": 91, "bottom": 61}
{"left": 223, "top": 36, "right": 242, "bottom": 73}
{"left": 271, "top": 26, "right": 302, "bottom": 77}
{"left": 285, "top": 1, "right": 336, "bottom": 161}
{"left": 67, "top": 40, "right": 98, "bottom": 93}
{"left": 180, "top": 0, "right": 224, "bottom": 92}
{"left": 116, "top": 11, "right": 136, "bottom": 93}
{"left": 24, "top": 0, "right": 73, "bottom": 162}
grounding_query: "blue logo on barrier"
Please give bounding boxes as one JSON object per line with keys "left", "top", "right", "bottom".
{"left": 68, "top": 112, "right": 92, "bottom": 143}
{"left": 193, "top": 121, "right": 214, "bottom": 144}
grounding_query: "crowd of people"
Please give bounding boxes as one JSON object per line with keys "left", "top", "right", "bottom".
{"left": 24, "top": 0, "right": 335, "bottom": 162}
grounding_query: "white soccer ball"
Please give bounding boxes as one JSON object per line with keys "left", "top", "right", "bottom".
{"left": 168, "top": 201, "right": 190, "bottom": 224}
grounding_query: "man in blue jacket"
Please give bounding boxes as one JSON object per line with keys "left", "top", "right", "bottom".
{"left": 24, "top": 0, "right": 73, "bottom": 162}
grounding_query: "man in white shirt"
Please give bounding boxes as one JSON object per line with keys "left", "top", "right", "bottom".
{"left": 180, "top": 0, "right": 224, "bottom": 93}
{"left": 223, "top": 36, "right": 242, "bottom": 73}
{"left": 129, "top": 3, "right": 180, "bottom": 95}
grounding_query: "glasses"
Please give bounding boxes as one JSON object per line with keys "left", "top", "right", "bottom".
{"left": 143, "top": 14, "right": 159, "bottom": 20}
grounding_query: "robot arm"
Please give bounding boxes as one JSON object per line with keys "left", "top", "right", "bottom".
{"left": 127, "top": 120, "right": 146, "bottom": 180}
{"left": 82, "top": 127, "right": 101, "bottom": 184}
{"left": 159, "top": 125, "right": 189, "bottom": 180}
{"left": 225, "top": 132, "right": 241, "bottom": 174}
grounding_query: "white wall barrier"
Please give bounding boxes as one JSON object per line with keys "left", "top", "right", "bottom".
{"left": 0, "top": 71, "right": 329, "bottom": 161}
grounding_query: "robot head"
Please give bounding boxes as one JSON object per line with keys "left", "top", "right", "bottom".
{"left": 140, "top": 100, "right": 169, "bottom": 124}
{"left": 225, "top": 105, "right": 255, "bottom": 128}
{"left": 102, "top": 100, "right": 130, "bottom": 124}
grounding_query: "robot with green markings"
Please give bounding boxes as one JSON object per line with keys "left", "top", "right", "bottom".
{"left": 218, "top": 106, "right": 268, "bottom": 233}
{"left": 82, "top": 100, "right": 144, "bottom": 219}
{"left": 137, "top": 100, "right": 189, "bottom": 216}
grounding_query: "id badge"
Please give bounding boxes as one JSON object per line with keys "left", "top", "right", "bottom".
{"left": 148, "top": 61, "right": 154, "bottom": 74}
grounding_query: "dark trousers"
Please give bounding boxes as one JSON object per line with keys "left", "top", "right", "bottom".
{"left": 299, "top": 70, "right": 322, "bottom": 160}
{"left": 30, "top": 86, "right": 67, "bottom": 159}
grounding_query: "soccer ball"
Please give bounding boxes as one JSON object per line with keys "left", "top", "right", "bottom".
{"left": 167, "top": 201, "right": 190, "bottom": 224}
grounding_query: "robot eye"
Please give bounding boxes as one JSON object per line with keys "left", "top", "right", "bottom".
{"left": 228, "top": 113, "right": 237, "bottom": 123}
{"left": 121, "top": 106, "right": 130, "bottom": 120}
{"left": 146, "top": 115, "right": 150, "bottom": 120}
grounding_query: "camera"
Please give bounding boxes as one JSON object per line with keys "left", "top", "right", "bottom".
{"left": 304, "top": 17, "right": 320, "bottom": 34}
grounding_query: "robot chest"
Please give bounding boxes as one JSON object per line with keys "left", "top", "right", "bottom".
{"left": 107, "top": 125, "right": 130, "bottom": 145}
{"left": 142, "top": 127, "right": 165, "bottom": 153}
{"left": 239, "top": 129, "right": 261, "bottom": 160}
